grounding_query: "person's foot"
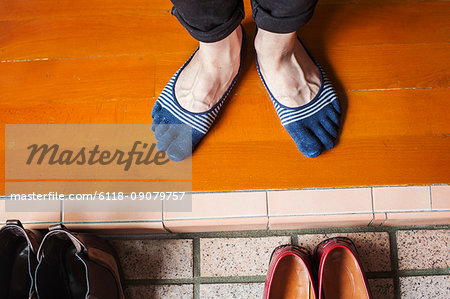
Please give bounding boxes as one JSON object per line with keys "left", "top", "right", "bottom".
{"left": 254, "top": 28, "right": 321, "bottom": 108}
{"left": 151, "top": 25, "right": 246, "bottom": 161}
{"left": 254, "top": 28, "right": 341, "bottom": 158}
{"left": 175, "top": 26, "right": 243, "bottom": 113}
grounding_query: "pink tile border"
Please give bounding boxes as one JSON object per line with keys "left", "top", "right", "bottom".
{"left": 163, "top": 192, "right": 267, "bottom": 232}
{"left": 373, "top": 186, "right": 431, "bottom": 212}
{"left": 2, "top": 185, "right": 448, "bottom": 232}
{"left": 62, "top": 222, "right": 166, "bottom": 233}
{"left": 431, "top": 185, "right": 450, "bottom": 210}
{"left": 64, "top": 211, "right": 163, "bottom": 223}
{"left": 164, "top": 192, "right": 267, "bottom": 220}
{"left": 269, "top": 213, "right": 373, "bottom": 230}
{"left": 63, "top": 206, "right": 163, "bottom": 222}
{"left": 0, "top": 199, "right": 61, "bottom": 227}
{"left": 165, "top": 217, "right": 268, "bottom": 233}
{"left": 268, "top": 188, "right": 372, "bottom": 216}
{"left": 383, "top": 211, "right": 450, "bottom": 226}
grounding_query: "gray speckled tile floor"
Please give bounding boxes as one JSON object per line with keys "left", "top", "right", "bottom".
{"left": 125, "top": 284, "right": 194, "bottom": 299}
{"left": 200, "top": 236, "right": 291, "bottom": 277}
{"left": 109, "top": 239, "right": 193, "bottom": 279}
{"left": 368, "top": 278, "right": 395, "bottom": 299}
{"left": 397, "top": 230, "right": 449, "bottom": 270}
{"left": 200, "top": 283, "right": 264, "bottom": 299}
{"left": 400, "top": 276, "right": 449, "bottom": 299}
{"left": 106, "top": 225, "right": 449, "bottom": 298}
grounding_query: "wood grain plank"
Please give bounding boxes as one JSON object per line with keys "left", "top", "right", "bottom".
{"left": 300, "top": 1, "right": 450, "bottom": 46}
{"left": 316, "top": 43, "right": 450, "bottom": 91}
{"left": 0, "top": 55, "right": 155, "bottom": 105}
{"left": 203, "top": 89, "right": 450, "bottom": 143}
{"left": 1, "top": 88, "right": 449, "bottom": 192}
{"left": 0, "top": 13, "right": 195, "bottom": 61}
{"left": 0, "top": 0, "right": 171, "bottom": 20}
{"left": 1, "top": 134, "right": 448, "bottom": 192}
{"left": 1, "top": 1, "right": 448, "bottom": 60}
{"left": 1, "top": 42, "right": 447, "bottom": 107}
{"left": 341, "top": 88, "right": 450, "bottom": 138}
{"left": 155, "top": 42, "right": 450, "bottom": 96}
{"left": 191, "top": 135, "right": 450, "bottom": 191}
{"left": 2, "top": 89, "right": 448, "bottom": 137}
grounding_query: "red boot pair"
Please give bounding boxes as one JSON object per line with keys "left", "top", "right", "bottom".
{"left": 263, "top": 237, "right": 372, "bottom": 299}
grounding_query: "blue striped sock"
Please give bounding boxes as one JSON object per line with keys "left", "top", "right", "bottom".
{"left": 151, "top": 26, "right": 246, "bottom": 161}
{"left": 256, "top": 38, "right": 341, "bottom": 158}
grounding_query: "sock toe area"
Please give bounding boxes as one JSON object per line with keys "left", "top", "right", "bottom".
{"left": 321, "top": 117, "right": 339, "bottom": 138}
{"left": 151, "top": 117, "right": 160, "bottom": 132}
{"left": 285, "top": 123, "right": 324, "bottom": 158}
{"left": 156, "top": 125, "right": 179, "bottom": 152}
{"left": 166, "top": 133, "right": 193, "bottom": 162}
{"left": 325, "top": 105, "right": 341, "bottom": 126}
{"left": 312, "top": 123, "right": 335, "bottom": 151}
{"left": 332, "top": 98, "right": 342, "bottom": 114}
{"left": 151, "top": 105, "right": 206, "bottom": 159}
{"left": 154, "top": 123, "right": 170, "bottom": 139}
{"left": 154, "top": 124, "right": 194, "bottom": 161}
{"left": 152, "top": 101, "right": 163, "bottom": 118}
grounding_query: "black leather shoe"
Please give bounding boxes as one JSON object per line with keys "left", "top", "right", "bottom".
{"left": 0, "top": 219, "right": 43, "bottom": 299}
{"left": 35, "top": 224, "right": 124, "bottom": 299}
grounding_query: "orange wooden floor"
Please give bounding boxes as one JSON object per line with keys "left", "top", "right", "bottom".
{"left": 1, "top": 0, "right": 449, "bottom": 192}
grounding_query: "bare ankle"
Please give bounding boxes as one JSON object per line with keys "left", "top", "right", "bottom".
{"left": 254, "top": 28, "right": 297, "bottom": 60}
{"left": 199, "top": 26, "right": 242, "bottom": 64}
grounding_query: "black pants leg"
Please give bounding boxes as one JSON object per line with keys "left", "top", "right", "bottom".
{"left": 170, "top": 0, "right": 245, "bottom": 43}
{"left": 251, "top": 0, "right": 318, "bottom": 33}
{"left": 170, "top": 0, "right": 318, "bottom": 42}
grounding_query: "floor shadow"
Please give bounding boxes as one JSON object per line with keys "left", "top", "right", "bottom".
{"left": 203, "top": 19, "right": 255, "bottom": 129}
{"left": 240, "top": 19, "right": 257, "bottom": 79}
